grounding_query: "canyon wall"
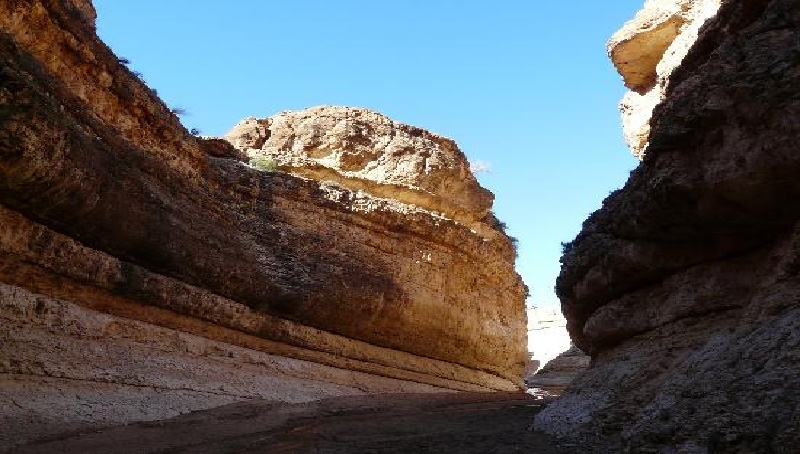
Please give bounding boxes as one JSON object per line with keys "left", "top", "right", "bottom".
{"left": 0, "top": 0, "right": 527, "bottom": 448}
{"left": 524, "top": 308, "right": 572, "bottom": 379}
{"left": 536, "top": 0, "right": 800, "bottom": 452}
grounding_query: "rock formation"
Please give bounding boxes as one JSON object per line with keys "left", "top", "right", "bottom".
{"left": 610, "top": 0, "right": 722, "bottom": 158}
{"left": 0, "top": 0, "right": 526, "bottom": 448}
{"left": 526, "top": 345, "right": 590, "bottom": 395}
{"left": 225, "top": 107, "right": 495, "bottom": 233}
{"left": 536, "top": 0, "right": 800, "bottom": 451}
{"left": 525, "top": 307, "right": 572, "bottom": 379}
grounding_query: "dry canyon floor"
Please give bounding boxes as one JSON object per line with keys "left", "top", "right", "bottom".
{"left": 10, "top": 392, "right": 599, "bottom": 454}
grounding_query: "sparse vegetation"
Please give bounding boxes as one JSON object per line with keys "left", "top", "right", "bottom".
{"left": 250, "top": 156, "right": 278, "bottom": 172}
{"left": 483, "top": 210, "right": 519, "bottom": 257}
{"left": 117, "top": 56, "right": 130, "bottom": 65}
{"left": 509, "top": 236, "right": 519, "bottom": 257}
{"left": 171, "top": 107, "right": 188, "bottom": 117}
{"left": 190, "top": 128, "right": 201, "bottom": 136}
{"left": 484, "top": 210, "right": 508, "bottom": 233}
{"left": 560, "top": 241, "right": 574, "bottom": 255}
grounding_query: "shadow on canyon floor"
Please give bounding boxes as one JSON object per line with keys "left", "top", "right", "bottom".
{"left": 11, "top": 392, "right": 600, "bottom": 454}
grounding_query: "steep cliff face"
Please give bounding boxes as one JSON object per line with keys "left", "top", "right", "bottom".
{"left": 536, "top": 0, "right": 800, "bottom": 451}
{"left": 0, "top": 0, "right": 526, "bottom": 447}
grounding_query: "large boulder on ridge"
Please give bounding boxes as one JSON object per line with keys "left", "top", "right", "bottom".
{"left": 225, "top": 106, "right": 494, "bottom": 230}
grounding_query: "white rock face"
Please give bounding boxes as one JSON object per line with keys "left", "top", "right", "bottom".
{"left": 526, "top": 308, "right": 571, "bottom": 374}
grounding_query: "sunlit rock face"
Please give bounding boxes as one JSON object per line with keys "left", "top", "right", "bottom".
{"left": 536, "top": 0, "right": 800, "bottom": 452}
{"left": 608, "top": 0, "right": 721, "bottom": 158}
{"left": 225, "top": 106, "right": 495, "bottom": 233}
{"left": 0, "top": 0, "right": 526, "bottom": 448}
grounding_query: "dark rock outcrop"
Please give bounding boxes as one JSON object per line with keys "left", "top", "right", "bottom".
{"left": 536, "top": 0, "right": 800, "bottom": 452}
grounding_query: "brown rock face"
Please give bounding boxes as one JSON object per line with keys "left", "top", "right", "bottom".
{"left": 536, "top": 0, "right": 800, "bottom": 451}
{"left": 0, "top": 0, "right": 526, "bottom": 448}
{"left": 225, "top": 107, "right": 495, "bottom": 232}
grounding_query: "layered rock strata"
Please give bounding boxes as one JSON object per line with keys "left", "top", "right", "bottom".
{"left": 0, "top": 0, "right": 526, "bottom": 447}
{"left": 225, "top": 107, "right": 497, "bottom": 235}
{"left": 536, "top": 0, "right": 800, "bottom": 451}
{"left": 525, "top": 345, "right": 590, "bottom": 394}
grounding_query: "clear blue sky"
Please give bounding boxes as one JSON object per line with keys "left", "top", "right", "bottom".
{"left": 94, "top": 1, "right": 641, "bottom": 309}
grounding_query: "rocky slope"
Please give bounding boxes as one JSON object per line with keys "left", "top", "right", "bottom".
{"left": 536, "top": 0, "right": 800, "bottom": 452}
{"left": 0, "top": 0, "right": 526, "bottom": 448}
{"left": 526, "top": 345, "right": 590, "bottom": 394}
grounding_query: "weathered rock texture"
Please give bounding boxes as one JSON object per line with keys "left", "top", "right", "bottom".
{"left": 225, "top": 107, "right": 495, "bottom": 234}
{"left": 610, "top": 0, "right": 722, "bottom": 158}
{"left": 0, "top": 0, "right": 526, "bottom": 448}
{"left": 536, "top": 0, "right": 800, "bottom": 452}
{"left": 526, "top": 345, "right": 590, "bottom": 395}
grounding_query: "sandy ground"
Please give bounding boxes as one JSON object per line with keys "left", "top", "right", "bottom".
{"left": 9, "top": 392, "right": 599, "bottom": 453}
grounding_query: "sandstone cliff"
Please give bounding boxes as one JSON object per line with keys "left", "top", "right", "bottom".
{"left": 0, "top": 0, "right": 526, "bottom": 448}
{"left": 536, "top": 0, "right": 800, "bottom": 452}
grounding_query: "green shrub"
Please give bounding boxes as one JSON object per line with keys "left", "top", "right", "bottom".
{"left": 250, "top": 156, "right": 278, "bottom": 172}
{"left": 484, "top": 210, "right": 508, "bottom": 232}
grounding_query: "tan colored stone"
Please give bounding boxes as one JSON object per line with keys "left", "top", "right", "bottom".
{"left": 0, "top": 0, "right": 528, "bottom": 447}
{"left": 608, "top": 0, "right": 721, "bottom": 157}
{"left": 225, "top": 106, "right": 495, "bottom": 230}
{"left": 0, "top": 283, "right": 453, "bottom": 448}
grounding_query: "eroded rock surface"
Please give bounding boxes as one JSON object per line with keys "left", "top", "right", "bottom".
{"left": 526, "top": 345, "right": 590, "bottom": 395}
{"left": 0, "top": 0, "right": 526, "bottom": 448}
{"left": 225, "top": 107, "right": 494, "bottom": 232}
{"left": 536, "top": 0, "right": 800, "bottom": 451}
{"left": 609, "top": 0, "right": 722, "bottom": 157}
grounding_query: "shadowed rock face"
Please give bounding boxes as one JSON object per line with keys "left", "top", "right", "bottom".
{"left": 536, "top": 0, "right": 800, "bottom": 451}
{"left": 526, "top": 346, "right": 590, "bottom": 395}
{"left": 0, "top": 0, "right": 526, "bottom": 448}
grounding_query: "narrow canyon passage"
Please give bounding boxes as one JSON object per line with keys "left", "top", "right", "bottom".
{"left": 12, "top": 393, "right": 595, "bottom": 454}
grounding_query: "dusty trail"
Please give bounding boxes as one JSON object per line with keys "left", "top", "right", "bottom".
{"left": 11, "top": 392, "right": 594, "bottom": 453}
